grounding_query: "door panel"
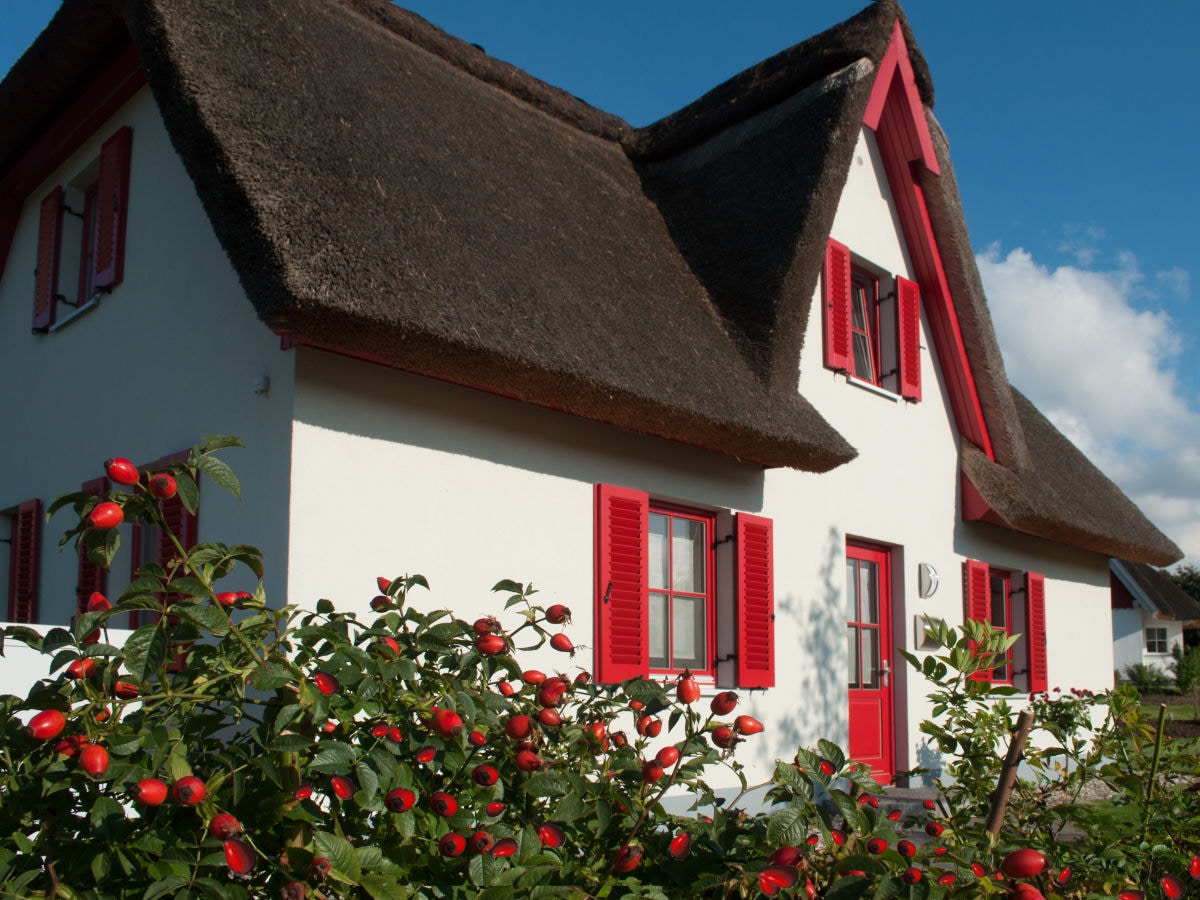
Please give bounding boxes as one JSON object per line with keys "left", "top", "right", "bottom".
{"left": 846, "top": 542, "right": 895, "bottom": 784}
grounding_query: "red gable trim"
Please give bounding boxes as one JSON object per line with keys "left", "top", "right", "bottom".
{"left": 960, "top": 471, "right": 1007, "bottom": 528}
{"left": 863, "top": 21, "right": 995, "bottom": 461}
{"left": 863, "top": 21, "right": 939, "bottom": 176}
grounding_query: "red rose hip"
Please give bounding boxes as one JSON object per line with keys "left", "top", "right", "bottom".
{"left": 223, "top": 838, "right": 256, "bottom": 875}
{"left": 79, "top": 743, "right": 109, "bottom": 777}
{"left": 130, "top": 777, "right": 168, "bottom": 806}
{"left": 104, "top": 457, "right": 139, "bottom": 485}
{"left": 25, "top": 709, "right": 66, "bottom": 741}
{"left": 88, "top": 501, "right": 123, "bottom": 529}
{"left": 148, "top": 473, "right": 177, "bottom": 499}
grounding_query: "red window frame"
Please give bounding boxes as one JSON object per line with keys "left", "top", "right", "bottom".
{"left": 647, "top": 502, "right": 716, "bottom": 680}
{"left": 987, "top": 568, "right": 1013, "bottom": 684}
{"left": 822, "top": 239, "right": 922, "bottom": 401}
{"left": 964, "top": 560, "right": 1046, "bottom": 692}
{"left": 593, "top": 484, "right": 774, "bottom": 688}
{"left": 31, "top": 126, "right": 131, "bottom": 332}
{"left": 849, "top": 267, "right": 882, "bottom": 386}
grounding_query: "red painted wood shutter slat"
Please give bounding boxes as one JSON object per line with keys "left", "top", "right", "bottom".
{"left": 1025, "top": 572, "right": 1048, "bottom": 694}
{"left": 736, "top": 513, "right": 774, "bottom": 689}
{"left": 77, "top": 477, "right": 109, "bottom": 615}
{"left": 8, "top": 499, "right": 42, "bottom": 623}
{"left": 594, "top": 483, "right": 649, "bottom": 684}
{"left": 823, "top": 239, "right": 852, "bottom": 372}
{"left": 33, "top": 186, "right": 63, "bottom": 331}
{"left": 896, "top": 275, "right": 922, "bottom": 401}
{"left": 92, "top": 126, "right": 132, "bottom": 292}
{"left": 963, "top": 559, "right": 990, "bottom": 682}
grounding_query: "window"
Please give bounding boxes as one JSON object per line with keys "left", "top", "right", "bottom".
{"left": 987, "top": 568, "right": 1013, "bottom": 684}
{"left": 649, "top": 505, "right": 714, "bottom": 674}
{"left": 1145, "top": 627, "right": 1169, "bottom": 655}
{"left": 5, "top": 500, "right": 42, "bottom": 624}
{"left": 963, "top": 560, "right": 1047, "bottom": 692}
{"left": 33, "top": 126, "right": 132, "bottom": 332}
{"left": 594, "top": 484, "right": 773, "bottom": 688}
{"left": 822, "top": 238, "right": 921, "bottom": 401}
{"left": 849, "top": 268, "right": 881, "bottom": 385}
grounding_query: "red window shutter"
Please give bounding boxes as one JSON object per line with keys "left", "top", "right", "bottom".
{"left": 7, "top": 499, "right": 42, "bottom": 623}
{"left": 1025, "top": 572, "right": 1048, "bottom": 694}
{"left": 594, "top": 483, "right": 649, "bottom": 683}
{"left": 896, "top": 275, "right": 922, "bottom": 401}
{"left": 822, "top": 239, "right": 852, "bottom": 372}
{"left": 33, "top": 186, "right": 63, "bottom": 331}
{"left": 736, "top": 513, "right": 774, "bottom": 689}
{"left": 92, "top": 126, "right": 132, "bottom": 292}
{"left": 76, "top": 477, "right": 109, "bottom": 615}
{"left": 962, "top": 559, "right": 990, "bottom": 682}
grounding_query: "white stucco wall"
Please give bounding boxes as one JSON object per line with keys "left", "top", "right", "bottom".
{"left": 792, "top": 129, "right": 1115, "bottom": 783}
{"left": 0, "top": 88, "right": 296, "bottom": 674}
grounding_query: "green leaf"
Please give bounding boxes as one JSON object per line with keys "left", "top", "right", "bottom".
{"left": 766, "top": 802, "right": 809, "bottom": 846}
{"left": 314, "top": 830, "right": 362, "bottom": 882}
{"left": 174, "top": 469, "right": 200, "bottom": 515}
{"left": 199, "top": 435, "right": 246, "bottom": 453}
{"left": 1, "top": 625, "right": 43, "bottom": 650}
{"left": 252, "top": 662, "right": 296, "bottom": 691}
{"left": 175, "top": 604, "right": 230, "bottom": 637}
{"left": 553, "top": 791, "right": 586, "bottom": 822}
{"left": 310, "top": 741, "right": 358, "bottom": 772}
{"left": 360, "top": 874, "right": 410, "bottom": 900}
{"left": 144, "top": 876, "right": 191, "bottom": 899}
{"left": 492, "top": 579, "right": 524, "bottom": 595}
{"left": 86, "top": 527, "right": 120, "bottom": 570}
{"left": 193, "top": 453, "right": 242, "bottom": 500}
{"left": 123, "top": 625, "right": 168, "bottom": 682}
{"left": 166, "top": 576, "right": 210, "bottom": 598}
{"left": 41, "top": 627, "right": 75, "bottom": 655}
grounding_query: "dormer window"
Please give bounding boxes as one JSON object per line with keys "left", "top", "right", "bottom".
{"left": 822, "top": 238, "right": 921, "bottom": 401}
{"left": 32, "top": 126, "right": 132, "bottom": 332}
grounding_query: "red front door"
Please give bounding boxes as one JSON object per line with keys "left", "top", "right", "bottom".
{"left": 846, "top": 542, "right": 895, "bottom": 784}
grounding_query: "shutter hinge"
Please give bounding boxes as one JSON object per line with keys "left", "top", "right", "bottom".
{"left": 711, "top": 534, "right": 734, "bottom": 550}
{"left": 602, "top": 582, "right": 612, "bottom": 605}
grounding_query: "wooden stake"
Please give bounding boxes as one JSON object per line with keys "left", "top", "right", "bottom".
{"left": 986, "top": 708, "right": 1035, "bottom": 836}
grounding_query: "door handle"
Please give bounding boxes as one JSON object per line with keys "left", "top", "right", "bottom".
{"left": 881, "top": 658, "right": 890, "bottom": 687}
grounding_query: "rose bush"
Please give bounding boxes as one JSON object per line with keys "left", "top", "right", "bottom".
{"left": 0, "top": 437, "right": 1197, "bottom": 898}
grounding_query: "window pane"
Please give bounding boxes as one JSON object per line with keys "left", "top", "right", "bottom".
{"left": 861, "top": 627, "right": 879, "bottom": 689}
{"left": 847, "top": 625, "right": 860, "bottom": 688}
{"left": 851, "top": 283, "right": 869, "bottom": 330}
{"left": 852, "top": 333, "right": 876, "bottom": 382}
{"left": 860, "top": 562, "right": 878, "bottom": 624}
{"left": 672, "top": 595, "right": 705, "bottom": 669}
{"left": 649, "top": 514, "right": 669, "bottom": 590}
{"left": 672, "top": 517, "right": 705, "bottom": 592}
{"left": 649, "top": 592, "right": 669, "bottom": 669}
{"left": 845, "top": 561, "right": 858, "bottom": 621}
{"left": 989, "top": 575, "right": 1008, "bottom": 629}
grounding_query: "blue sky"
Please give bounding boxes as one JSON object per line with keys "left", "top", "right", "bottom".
{"left": 4, "top": 2, "right": 1198, "bottom": 565}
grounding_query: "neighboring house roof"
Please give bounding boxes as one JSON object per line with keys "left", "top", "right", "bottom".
{"left": 0, "top": 0, "right": 1182, "bottom": 565}
{"left": 1111, "top": 560, "right": 1200, "bottom": 625}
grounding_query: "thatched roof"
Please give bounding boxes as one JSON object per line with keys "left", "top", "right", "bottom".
{"left": 0, "top": 0, "right": 1181, "bottom": 563}
{"left": 1111, "top": 560, "right": 1200, "bottom": 624}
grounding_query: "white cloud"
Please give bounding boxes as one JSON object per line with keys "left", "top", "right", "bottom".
{"left": 976, "top": 245, "right": 1200, "bottom": 567}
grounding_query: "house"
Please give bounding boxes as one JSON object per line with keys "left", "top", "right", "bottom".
{"left": 1111, "top": 560, "right": 1200, "bottom": 677}
{"left": 0, "top": 0, "right": 1181, "bottom": 790}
